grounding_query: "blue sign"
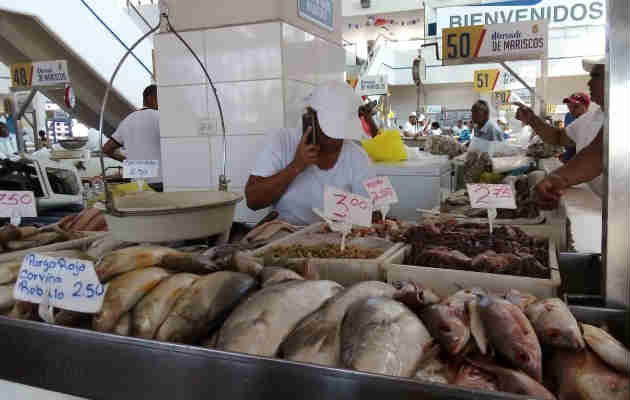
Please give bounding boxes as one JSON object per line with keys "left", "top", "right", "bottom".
{"left": 298, "top": 0, "right": 334, "bottom": 32}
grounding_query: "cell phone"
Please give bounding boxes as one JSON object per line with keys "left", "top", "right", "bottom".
{"left": 302, "top": 109, "right": 318, "bottom": 145}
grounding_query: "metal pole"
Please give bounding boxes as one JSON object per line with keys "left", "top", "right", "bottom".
{"left": 603, "top": 0, "right": 630, "bottom": 313}
{"left": 13, "top": 88, "right": 37, "bottom": 153}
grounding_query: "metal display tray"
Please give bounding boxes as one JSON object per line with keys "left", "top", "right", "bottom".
{"left": 384, "top": 225, "right": 561, "bottom": 299}
{"left": 249, "top": 222, "right": 404, "bottom": 263}
{"left": 0, "top": 307, "right": 623, "bottom": 400}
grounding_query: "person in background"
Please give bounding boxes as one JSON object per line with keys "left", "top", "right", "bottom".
{"left": 534, "top": 57, "right": 606, "bottom": 207}
{"left": 458, "top": 121, "right": 472, "bottom": 142}
{"left": 2, "top": 99, "right": 17, "bottom": 138}
{"left": 0, "top": 119, "right": 18, "bottom": 159}
{"left": 430, "top": 121, "right": 442, "bottom": 136}
{"left": 402, "top": 112, "right": 420, "bottom": 138}
{"left": 103, "top": 84, "right": 163, "bottom": 192}
{"left": 452, "top": 120, "right": 464, "bottom": 136}
{"left": 518, "top": 58, "right": 605, "bottom": 199}
{"left": 559, "top": 92, "right": 590, "bottom": 163}
{"left": 38, "top": 130, "right": 49, "bottom": 148}
{"left": 471, "top": 100, "right": 504, "bottom": 142}
{"left": 245, "top": 81, "right": 375, "bottom": 226}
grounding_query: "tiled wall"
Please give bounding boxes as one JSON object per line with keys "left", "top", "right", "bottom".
{"left": 155, "top": 22, "right": 344, "bottom": 223}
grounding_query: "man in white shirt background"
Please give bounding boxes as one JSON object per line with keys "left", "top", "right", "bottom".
{"left": 0, "top": 118, "right": 18, "bottom": 160}
{"left": 471, "top": 100, "right": 505, "bottom": 142}
{"left": 402, "top": 112, "right": 423, "bottom": 138}
{"left": 103, "top": 84, "right": 163, "bottom": 192}
{"left": 452, "top": 120, "right": 464, "bottom": 136}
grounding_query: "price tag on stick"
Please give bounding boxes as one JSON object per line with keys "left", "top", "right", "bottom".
{"left": 323, "top": 185, "right": 372, "bottom": 227}
{"left": 466, "top": 184, "right": 516, "bottom": 233}
{"left": 0, "top": 190, "right": 37, "bottom": 219}
{"left": 123, "top": 160, "right": 159, "bottom": 180}
{"left": 363, "top": 177, "right": 398, "bottom": 219}
{"left": 14, "top": 253, "right": 106, "bottom": 313}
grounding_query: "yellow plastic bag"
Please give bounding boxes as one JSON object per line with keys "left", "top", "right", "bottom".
{"left": 361, "top": 129, "right": 408, "bottom": 162}
{"left": 89, "top": 181, "right": 155, "bottom": 207}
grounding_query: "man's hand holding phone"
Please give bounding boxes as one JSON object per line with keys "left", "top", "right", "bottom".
{"left": 291, "top": 127, "right": 320, "bottom": 173}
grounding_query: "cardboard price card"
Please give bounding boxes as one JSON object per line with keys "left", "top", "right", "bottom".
{"left": 14, "top": 253, "right": 106, "bottom": 313}
{"left": 123, "top": 160, "right": 159, "bottom": 179}
{"left": 442, "top": 20, "right": 548, "bottom": 66}
{"left": 323, "top": 185, "right": 373, "bottom": 227}
{"left": 0, "top": 191, "right": 37, "bottom": 218}
{"left": 467, "top": 184, "right": 517, "bottom": 209}
{"left": 363, "top": 176, "right": 398, "bottom": 208}
{"left": 473, "top": 69, "right": 501, "bottom": 93}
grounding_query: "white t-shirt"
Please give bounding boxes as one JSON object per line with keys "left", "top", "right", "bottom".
{"left": 403, "top": 121, "right": 420, "bottom": 136}
{"left": 252, "top": 127, "right": 376, "bottom": 226}
{"left": 430, "top": 128, "right": 442, "bottom": 136}
{"left": 565, "top": 106, "right": 605, "bottom": 196}
{"left": 452, "top": 126, "right": 463, "bottom": 136}
{"left": 112, "top": 109, "right": 162, "bottom": 183}
{"left": 476, "top": 119, "right": 505, "bottom": 142}
{"left": 0, "top": 135, "right": 18, "bottom": 159}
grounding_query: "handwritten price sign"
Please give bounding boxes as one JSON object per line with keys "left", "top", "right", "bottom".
{"left": 0, "top": 191, "right": 37, "bottom": 218}
{"left": 467, "top": 184, "right": 517, "bottom": 209}
{"left": 123, "top": 160, "right": 159, "bottom": 179}
{"left": 323, "top": 185, "right": 372, "bottom": 227}
{"left": 14, "top": 253, "right": 106, "bottom": 313}
{"left": 363, "top": 176, "right": 398, "bottom": 208}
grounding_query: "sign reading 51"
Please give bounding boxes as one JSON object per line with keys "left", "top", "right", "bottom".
{"left": 442, "top": 26, "right": 486, "bottom": 65}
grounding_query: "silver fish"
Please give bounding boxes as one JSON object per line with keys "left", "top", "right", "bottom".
{"left": 113, "top": 313, "right": 132, "bottom": 336}
{"left": 282, "top": 281, "right": 396, "bottom": 366}
{"left": 0, "top": 284, "right": 14, "bottom": 311}
{"left": 260, "top": 267, "right": 304, "bottom": 287}
{"left": 467, "top": 299, "right": 488, "bottom": 355}
{"left": 156, "top": 271, "right": 257, "bottom": 344}
{"left": 93, "top": 267, "right": 171, "bottom": 332}
{"left": 216, "top": 280, "right": 342, "bottom": 357}
{"left": 525, "top": 298, "right": 584, "bottom": 350}
{"left": 548, "top": 348, "right": 629, "bottom": 400}
{"left": 582, "top": 323, "right": 630, "bottom": 374}
{"left": 478, "top": 295, "right": 542, "bottom": 382}
{"left": 340, "top": 297, "right": 434, "bottom": 377}
{"left": 132, "top": 273, "right": 199, "bottom": 339}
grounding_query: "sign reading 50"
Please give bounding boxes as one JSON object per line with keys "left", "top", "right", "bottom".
{"left": 442, "top": 26, "right": 487, "bottom": 65}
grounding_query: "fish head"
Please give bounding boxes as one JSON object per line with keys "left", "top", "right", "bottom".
{"left": 422, "top": 304, "right": 470, "bottom": 355}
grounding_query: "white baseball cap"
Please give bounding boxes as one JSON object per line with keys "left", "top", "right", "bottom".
{"left": 583, "top": 56, "right": 606, "bottom": 73}
{"left": 306, "top": 81, "right": 364, "bottom": 141}
{"left": 409, "top": 112, "right": 417, "bottom": 117}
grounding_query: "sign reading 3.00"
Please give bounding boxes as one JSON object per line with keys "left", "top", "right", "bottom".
{"left": 442, "top": 21, "right": 548, "bottom": 66}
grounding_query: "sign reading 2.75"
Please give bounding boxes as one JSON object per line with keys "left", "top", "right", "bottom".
{"left": 442, "top": 21, "right": 548, "bottom": 66}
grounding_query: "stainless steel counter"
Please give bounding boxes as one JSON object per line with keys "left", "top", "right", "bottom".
{"left": 0, "top": 308, "right": 625, "bottom": 400}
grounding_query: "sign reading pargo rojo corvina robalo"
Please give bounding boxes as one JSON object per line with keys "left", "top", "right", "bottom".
{"left": 442, "top": 20, "right": 548, "bottom": 66}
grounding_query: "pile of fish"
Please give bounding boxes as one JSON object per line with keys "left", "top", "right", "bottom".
{"left": 442, "top": 171, "right": 545, "bottom": 220}
{"left": 404, "top": 222, "right": 550, "bottom": 278}
{"left": 463, "top": 150, "right": 493, "bottom": 184}
{"left": 2, "top": 239, "right": 628, "bottom": 400}
{"left": 0, "top": 224, "right": 86, "bottom": 254}
{"left": 527, "top": 140, "right": 562, "bottom": 159}
{"left": 425, "top": 135, "right": 466, "bottom": 159}
{"left": 319, "top": 218, "right": 412, "bottom": 243}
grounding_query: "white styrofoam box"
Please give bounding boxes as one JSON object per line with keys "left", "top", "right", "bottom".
{"left": 208, "top": 79, "right": 284, "bottom": 135}
{"left": 284, "top": 79, "right": 314, "bottom": 127}
{"left": 158, "top": 85, "right": 209, "bottom": 138}
{"left": 211, "top": 134, "right": 267, "bottom": 188}
{"left": 160, "top": 137, "right": 212, "bottom": 189}
{"left": 155, "top": 30, "right": 206, "bottom": 86}
{"left": 205, "top": 22, "right": 282, "bottom": 83}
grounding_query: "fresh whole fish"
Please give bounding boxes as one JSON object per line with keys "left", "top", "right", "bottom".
{"left": 216, "top": 280, "right": 342, "bottom": 357}
{"left": 281, "top": 281, "right": 396, "bottom": 366}
{"left": 467, "top": 356, "right": 556, "bottom": 400}
{"left": 467, "top": 299, "right": 488, "bottom": 355}
{"left": 581, "top": 323, "right": 630, "bottom": 374}
{"left": 87, "top": 236, "right": 133, "bottom": 260}
{"left": 525, "top": 298, "right": 584, "bottom": 350}
{"left": 478, "top": 295, "right": 542, "bottom": 382}
{"left": 493, "top": 288, "right": 538, "bottom": 311}
{"left": 93, "top": 267, "right": 171, "bottom": 332}
{"left": 232, "top": 252, "right": 264, "bottom": 277}
{"left": 392, "top": 281, "right": 441, "bottom": 313}
{"left": 340, "top": 297, "right": 434, "bottom": 377}
{"left": 0, "top": 261, "right": 21, "bottom": 284}
{"left": 414, "top": 344, "right": 454, "bottom": 385}
{"left": 548, "top": 348, "right": 629, "bottom": 400}
{"left": 132, "top": 273, "right": 199, "bottom": 339}
{"left": 259, "top": 267, "right": 304, "bottom": 287}
{"left": 420, "top": 288, "right": 485, "bottom": 355}
{"left": 96, "top": 246, "right": 215, "bottom": 282}
{"left": 454, "top": 362, "right": 498, "bottom": 392}
{"left": 113, "top": 313, "right": 131, "bottom": 336}
{"left": 0, "top": 284, "right": 15, "bottom": 311}
{"left": 156, "top": 271, "right": 257, "bottom": 344}
{"left": 5, "top": 232, "right": 65, "bottom": 251}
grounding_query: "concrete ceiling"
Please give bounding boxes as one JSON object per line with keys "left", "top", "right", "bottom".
{"left": 0, "top": 9, "right": 135, "bottom": 135}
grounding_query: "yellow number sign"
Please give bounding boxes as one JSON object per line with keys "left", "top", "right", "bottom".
{"left": 442, "top": 25, "right": 486, "bottom": 66}
{"left": 10, "top": 62, "right": 34, "bottom": 89}
{"left": 473, "top": 69, "right": 501, "bottom": 93}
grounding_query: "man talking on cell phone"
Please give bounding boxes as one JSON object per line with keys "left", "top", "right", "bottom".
{"left": 245, "top": 81, "right": 375, "bottom": 226}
